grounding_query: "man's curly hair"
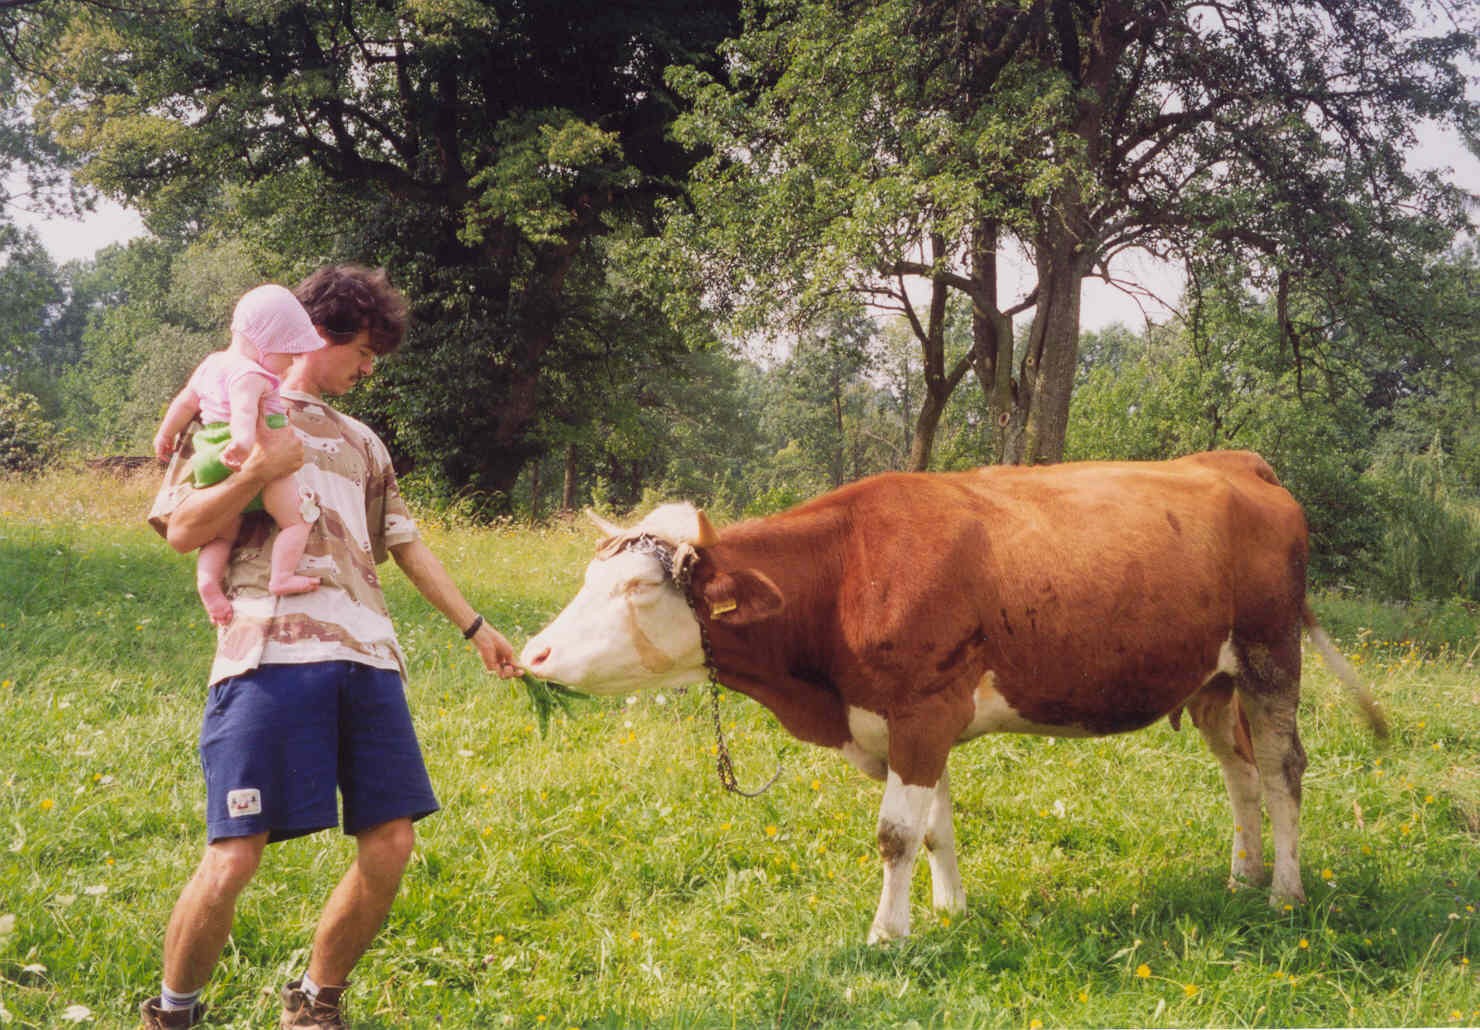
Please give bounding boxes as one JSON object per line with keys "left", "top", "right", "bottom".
{"left": 294, "top": 264, "right": 409, "bottom": 355}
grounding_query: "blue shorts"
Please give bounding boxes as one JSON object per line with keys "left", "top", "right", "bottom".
{"left": 199, "top": 661, "right": 439, "bottom": 844}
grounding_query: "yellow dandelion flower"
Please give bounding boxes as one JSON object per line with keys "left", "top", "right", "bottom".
{"left": 1321, "top": 868, "right": 1334, "bottom": 880}
{"left": 630, "top": 930, "right": 641, "bottom": 942}
{"left": 765, "top": 825, "right": 778, "bottom": 837}
{"left": 493, "top": 934, "right": 505, "bottom": 944}
{"left": 39, "top": 798, "right": 54, "bottom": 811}
{"left": 1030, "top": 1020, "right": 1043, "bottom": 1030}
{"left": 2, "top": 680, "right": 11, "bottom": 689}
{"left": 940, "top": 915, "right": 951, "bottom": 928}
{"left": 1299, "top": 938, "right": 1309, "bottom": 949}
{"left": 1077, "top": 991, "right": 1089, "bottom": 1003}
{"left": 810, "top": 779, "right": 822, "bottom": 791}
{"left": 1135, "top": 963, "right": 1151, "bottom": 979}
{"left": 1183, "top": 984, "right": 1199, "bottom": 998}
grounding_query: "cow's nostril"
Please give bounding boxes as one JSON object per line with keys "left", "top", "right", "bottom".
{"left": 530, "top": 647, "right": 551, "bottom": 667}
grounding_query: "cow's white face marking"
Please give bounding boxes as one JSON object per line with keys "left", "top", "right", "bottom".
{"left": 520, "top": 547, "right": 706, "bottom": 696}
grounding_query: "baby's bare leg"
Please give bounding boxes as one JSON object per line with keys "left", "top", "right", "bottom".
{"left": 262, "top": 475, "right": 319, "bottom": 596}
{"left": 196, "top": 521, "right": 239, "bottom": 625}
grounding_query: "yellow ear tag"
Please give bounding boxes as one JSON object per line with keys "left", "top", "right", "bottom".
{"left": 710, "top": 598, "right": 738, "bottom": 617}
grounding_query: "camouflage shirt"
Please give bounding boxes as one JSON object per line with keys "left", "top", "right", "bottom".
{"left": 148, "top": 389, "right": 419, "bottom": 686}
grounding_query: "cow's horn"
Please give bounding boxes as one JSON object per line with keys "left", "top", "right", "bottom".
{"left": 695, "top": 509, "right": 719, "bottom": 548}
{"left": 584, "top": 507, "right": 626, "bottom": 538}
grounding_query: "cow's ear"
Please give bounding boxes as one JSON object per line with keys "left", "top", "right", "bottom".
{"left": 703, "top": 569, "right": 784, "bottom": 625}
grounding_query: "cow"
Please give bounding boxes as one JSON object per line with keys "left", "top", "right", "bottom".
{"left": 520, "top": 450, "right": 1388, "bottom": 943}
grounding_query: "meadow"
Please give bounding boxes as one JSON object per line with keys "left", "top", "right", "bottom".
{"left": 0, "top": 470, "right": 1476, "bottom": 1029}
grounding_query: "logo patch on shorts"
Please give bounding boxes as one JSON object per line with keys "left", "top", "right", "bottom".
{"left": 227, "top": 788, "right": 262, "bottom": 818}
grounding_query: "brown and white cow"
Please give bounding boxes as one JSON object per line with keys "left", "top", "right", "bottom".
{"left": 520, "top": 451, "right": 1387, "bottom": 942}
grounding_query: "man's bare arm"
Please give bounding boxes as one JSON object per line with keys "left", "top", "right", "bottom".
{"left": 164, "top": 417, "right": 304, "bottom": 554}
{"left": 389, "top": 537, "right": 521, "bottom": 678}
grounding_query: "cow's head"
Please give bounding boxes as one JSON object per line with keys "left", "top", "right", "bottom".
{"left": 520, "top": 503, "right": 749, "bottom": 696}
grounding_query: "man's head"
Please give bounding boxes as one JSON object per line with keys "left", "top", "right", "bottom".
{"left": 289, "top": 265, "right": 409, "bottom": 397}
{"left": 294, "top": 265, "right": 408, "bottom": 356}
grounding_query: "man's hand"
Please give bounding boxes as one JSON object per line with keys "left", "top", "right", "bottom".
{"left": 471, "top": 622, "right": 522, "bottom": 679}
{"left": 153, "top": 430, "right": 176, "bottom": 463}
{"left": 238, "top": 414, "right": 302, "bottom": 484}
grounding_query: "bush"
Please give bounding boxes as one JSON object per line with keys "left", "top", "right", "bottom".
{"left": 0, "top": 383, "right": 57, "bottom": 473}
{"left": 1363, "top": 450, "right": 1480, "bottom": 602}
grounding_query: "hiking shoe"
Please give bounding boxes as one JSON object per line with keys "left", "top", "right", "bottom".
{"left": 138, "top": 996, "right": 207, "bottom": 1028}
{"left": 280, "top": 979, "right": 349, "bottom": 1029}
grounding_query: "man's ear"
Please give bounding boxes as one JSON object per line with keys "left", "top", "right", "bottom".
{"left": 701, "top": 569, "right": 784, "bottom": 626}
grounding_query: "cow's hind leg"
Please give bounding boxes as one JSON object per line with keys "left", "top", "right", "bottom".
{"left": 1236, "top": 636, "right": 1308, "bottom": 906}
{"left": 924, "top": 768, "right": 966, "bottom": 915}
{"left": 1186, "top": 679, "right": 1266, "bottom": 890}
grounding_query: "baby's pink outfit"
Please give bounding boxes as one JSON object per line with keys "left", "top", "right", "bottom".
{"left": 189, "top": 283, "right": 323, "bottom": 424}
{"left": 188, "top": 351, "right": 287, "bottom": 424}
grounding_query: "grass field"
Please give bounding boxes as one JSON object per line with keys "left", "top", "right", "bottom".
{"left": 1, "top": 470, "right": 1476, "bottom": 1028}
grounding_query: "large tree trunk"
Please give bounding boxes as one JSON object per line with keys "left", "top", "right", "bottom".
{"left": 561, "top": 442, "right": 578, "bottom": 512}
{"left": 1021, "top": 223, "right": 1089, "bottom": 464}
{"left": 968, "top": 220, "right": 1025, "bottom": 464}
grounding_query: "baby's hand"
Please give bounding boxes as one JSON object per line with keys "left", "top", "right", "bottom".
{"left": 153, "top": 432, "right": 175, "bottom": 462}
{"left": 221, "top": 439, "right": 251, "bottom": 470}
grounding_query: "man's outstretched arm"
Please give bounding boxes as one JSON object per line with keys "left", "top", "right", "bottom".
{"left": 389, "top": 538, "right": 521, "bottom": 678}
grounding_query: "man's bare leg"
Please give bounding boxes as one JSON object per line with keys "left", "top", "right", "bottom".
{"left": 162, "top": 833, "right": 269, "bottom": 992}
{"left": 304, "top": 818, "right": 416, "bottom": 986}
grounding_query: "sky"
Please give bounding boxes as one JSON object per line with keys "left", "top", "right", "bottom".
{"left": 9, "top": 121, "right": 1477, "bottom": 333}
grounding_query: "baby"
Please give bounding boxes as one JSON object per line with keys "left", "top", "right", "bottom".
{"left": 154, "top": 284, "right": 326, "bottom": 624}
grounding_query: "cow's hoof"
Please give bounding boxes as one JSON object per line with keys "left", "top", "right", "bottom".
{"left": 932, "top": 887, "right": 966, "bottom": 914}
{"left": 867, "top": 922, "right": 908, "bottom": 945}
{"left": 1268, "top": 887, "right": 1307, "bottom": 908}
{"left": 1227, "top": 871, "right": 1267, "bottom": 893}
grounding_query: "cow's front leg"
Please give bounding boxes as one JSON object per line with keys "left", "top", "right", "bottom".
{"left": 924, "top": 767, "right": 966, "bottom": 915}
{"left": 868, "top": 770, "right": 935, "bottom": 943}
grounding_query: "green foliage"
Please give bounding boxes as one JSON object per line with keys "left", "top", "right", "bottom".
{"left": 1364, "top": 447, "right": 1480, "bottom": 603}
{"left": 1311, "top": 591, "right": 1480, "bottom": 658}
{"left": 0, "top": 382, "right": 56, "bottom": 472}
{"left": 26, "top": 0, "right": 742, "bottom": 500}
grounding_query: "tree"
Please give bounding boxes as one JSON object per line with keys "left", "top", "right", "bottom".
{"left": 24, "top": 0, "right": 740, "bottom": 501}
{"left": 663, "top": 0, "right": 1477, "bottom": 467}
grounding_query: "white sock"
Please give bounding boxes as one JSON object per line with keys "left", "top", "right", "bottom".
{"left": 300, "top": 972, "right": 321, "bottom": 1002}
{"left": 159, "top": 984, "right": 199, "bottom": 1012}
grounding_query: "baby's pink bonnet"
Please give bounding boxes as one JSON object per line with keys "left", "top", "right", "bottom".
{"left": 231, "top": 284, "right": 324, "bottom": 356}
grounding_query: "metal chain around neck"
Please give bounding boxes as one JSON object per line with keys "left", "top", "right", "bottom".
{"left": 671, "top": 542, "right": 781, "bottom": 797}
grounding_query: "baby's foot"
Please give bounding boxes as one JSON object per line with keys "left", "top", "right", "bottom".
{"left": 198, "top": 584, "right": 234, "bottom": 626}
{"left": 270, "top": 574, "right": 320, "bottom": 596}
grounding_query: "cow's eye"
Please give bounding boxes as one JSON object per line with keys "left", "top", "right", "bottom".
{"left": 621, "top": 577, "right": 665, "bottom": 603}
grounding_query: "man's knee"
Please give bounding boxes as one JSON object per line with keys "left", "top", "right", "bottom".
{"left": 357, "top": 818, "right": 415, "bottom": 877}
{"left": 197, "top": 834, "right": 267, "bottom": 897}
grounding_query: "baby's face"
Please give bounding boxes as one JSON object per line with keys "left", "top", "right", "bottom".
{"left": 260, "top": 352, "right": 294, "bottom": 375}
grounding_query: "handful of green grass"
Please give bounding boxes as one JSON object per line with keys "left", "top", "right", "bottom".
{"left": 519, "top": 671, "right": 588, "bottom": 735}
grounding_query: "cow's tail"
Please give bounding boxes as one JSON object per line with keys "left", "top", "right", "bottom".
{"left": 1302, "top": 603, "right": 1390, "bottom": 739}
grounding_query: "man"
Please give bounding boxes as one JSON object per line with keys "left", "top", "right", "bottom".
{"left": 141, "top": 265, "right": 520, "bottom": 1029}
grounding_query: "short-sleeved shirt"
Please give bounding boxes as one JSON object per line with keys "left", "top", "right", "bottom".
{"left": 187, "top": 350, "right": 288, "bottom": 426}
{"left": 149, "top": 389, "right": 419, "bottom": 686}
